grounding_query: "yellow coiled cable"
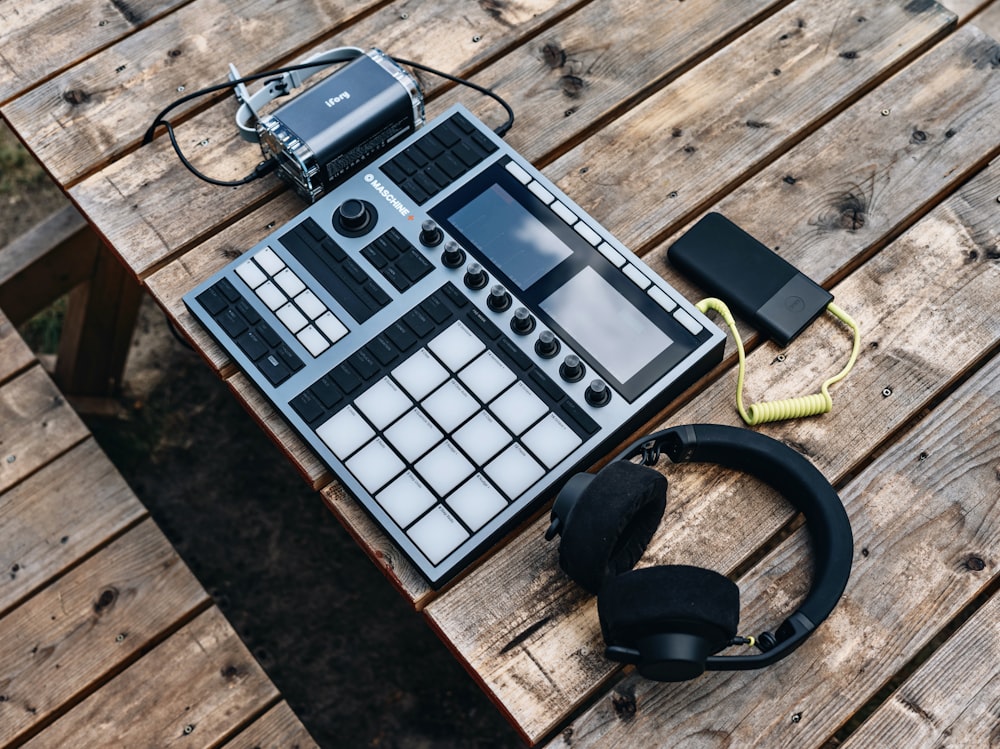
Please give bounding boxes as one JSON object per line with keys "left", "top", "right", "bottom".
{"left": 696, "top": 298, "right": 860, "bottom": 425}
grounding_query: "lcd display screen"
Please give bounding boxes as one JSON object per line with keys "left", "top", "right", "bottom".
{"left": 540, "top": 266, "right": 673, "bottom": 384}
{"left": 446, "top": 183, "right": 572, "bottom": 290}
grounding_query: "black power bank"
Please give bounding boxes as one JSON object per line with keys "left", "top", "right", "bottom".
{"left": 668, "top": 213, "right": 832, "bottom": 347}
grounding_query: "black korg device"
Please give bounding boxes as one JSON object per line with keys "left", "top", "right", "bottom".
{"left": 184, "top": 104, "right": 725, "bottom": 587}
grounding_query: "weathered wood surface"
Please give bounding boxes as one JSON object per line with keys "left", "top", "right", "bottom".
{"left": 20, "top": 606, "right": 277, "bottom": 748}
{"left": 0, "top": 0, "right": 192, "bottom": 105}
{"left": 0, "top": 366, "right": 90, "bottom": 492}
{"left": 0, "top": 438, "right": 145, "bottom": 616}
{"left": 972, "top": 2, "right": 1000, "bottom": 34}
{"left": 947, "top": 0, "right": 998, "bottom": 21}
{"left": 839, "top": 590, "right": 1000, "bottom": 749}
{"left": 427, "top": 159, "right": 1000, "bottom": 743}
{"left": 0, "top": 308, "right": 34, "bottom": 384}
{"left": 221, "top": 701, "right": 321, "bottom": 749}
{"left": 548, "top": 341, "right": 1000, "bottom": 748}
{"left": 0, "top": 518, "right": 208, "bottom": 746}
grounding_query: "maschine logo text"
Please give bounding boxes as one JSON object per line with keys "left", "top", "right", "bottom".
{"left": 364, "top": 173, "right": 411, "bottom": 217}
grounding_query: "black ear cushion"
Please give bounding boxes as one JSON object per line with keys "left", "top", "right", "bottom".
{"left": 598, "top": 565, "right": 740, "bottom": 651}
{"left": 558, "top": 461, "right": 667, "bottom": 594}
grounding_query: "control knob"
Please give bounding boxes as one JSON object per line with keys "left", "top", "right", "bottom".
{"left": 419, "top": 219, "right": 444, "bottom": 247}
{"left": 534, "top": 330, "right": 560, "bottom": 358}
{"left": 488, "top": 285, "right": 512, "bottom": 312}
{"left": 333, "top": 198, "right": 376, "bottom": 236}
{"left": 442, "top": 241, "right": 466, "bottom": 269}
{"left": 464, "top": 262, "right": 489, "bottom": 290}
{"left": 510, "top": 307, "right": 536, "bottom": 334}
{"left": 559, "top": 354, "right": 586, "bottom": 382}
{"left": 585, "top": 379, "right": 612, "bottom": 407}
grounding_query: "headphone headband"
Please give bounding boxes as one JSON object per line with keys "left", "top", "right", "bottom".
{"left": 613, "top": 424, "right": 853, "bottom": 668}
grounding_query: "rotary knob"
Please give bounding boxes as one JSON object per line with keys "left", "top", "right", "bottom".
{"left": 419, "top": 219, "right": 443, "bottom": 247}
{"left": 559, "top": 354, "right": 586, "bottom": 382}
{"left": 487, "top": 285, "right": 512, "bottom": 312}
{"left": 510, "top": 306, "right": 536, "bottom": 334}
{"left": 585, "top": 379, "right": 612, "bottom": 407}
{"left": 442, "top": 241, "right": 466, "bottom": 269}
{"left": 333, "top": 198, "right": 376, "bottom": 236}
{"left": 464, "top": 262, "right": 489, "bottom": 290}
{"left": 534, "top": 330, "right": 560, "bottom": 358}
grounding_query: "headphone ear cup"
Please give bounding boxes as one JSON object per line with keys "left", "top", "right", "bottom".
{"left": 598, "top": 565, "right": 740, "bottom": 681}
{"left": 557, "top": 461, "right": 667, "bottom": 594}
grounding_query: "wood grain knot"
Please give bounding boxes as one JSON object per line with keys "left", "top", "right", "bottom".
{"left": 560, "top": 75, "right": 585, "bottom": 98}
{"left": 93, "top": 586, "right": 119, "bottom": 614}
{"left": 839, "top": 50, "right": 859, "bottom": 60}
{"left": 965, "top": 556, "right": 986, "bottom": 571}
{"left": 541, "top": 42, "right": 567, "bottom": 69}
{"left": 612, "top": 686, "right": 637, "bottom": 721}
{"left": 911, "top": 129, "right": 927, "bottom": 143}
{"left": 220, "top": 664, "right": 244, "bottom": 681}
{"left": 479, "top": 0, "right": 506, "bottom": 22}
{"left": 63, "top": 90, "right": 91, "bottom": 106}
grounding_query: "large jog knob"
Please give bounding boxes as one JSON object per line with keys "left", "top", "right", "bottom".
{"left": 559, "top": 354, "right": 586, "bottom": 382}
{"left": 442, "top": 241, "right": 466, "bottom": 269}
{"left": 534, "top": 330, "right": 560, "bottom": 358}
{"left": 488, "top": 285, "right": 512, "bottom": 312}
{"left": 510, "top": 307, "right": 536, "bottom": 334}
{"left": 333, "top": 198, "right": 376, "bottom": 236}
{"left": 585, "top": 379, "right": 612, "bottom": 407}
{"left": 464, "top": 262, "right": 489, "bottom": 290}
{"left": 420, "top": 220, "right": 444, "bottom": 247}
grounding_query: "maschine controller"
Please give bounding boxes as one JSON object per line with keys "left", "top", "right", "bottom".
{"left": 184, "top": 104, "right": 725, "bottom": 587}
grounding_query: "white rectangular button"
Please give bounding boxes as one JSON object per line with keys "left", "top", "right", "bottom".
{"left": 255, "top": 281, "right": 286, "bottom": 311}
{"left": 458, "top": 351, "right": 516, "bottom": 403}
{"left": 236, "top": 259, "right": 267, "bottom": 289}
{"left": 573, "top": 221, "right": 601, "bottom": 246}
{"left": 452, "top": 411, "right": 511, "bottom": 465}
{"left": 505, "top": 161, "right": 532, "bottom": 185}
{"left": 295, "top": 290, "right": 327, "bottom": 319}
{"left": 354, "top": 376, "right": 412, "bottom": 430}
{"left": 273, "top": 268, "right": 306, "bottom": 297}
{"left": 407, "top": 506, "right": 469, "bottom": 565}
{"left": 384, "top": 408, "right": 443, "bottom": 463}
{"left": 315, "top": 312, "right": 348, "bottom": 344}
{"left": 346, "top": 438, "right": 404, "bottom": 493}
{"left": 484, "top": 444, "right": 545, "bottom": 500}
{"left": 316, "top": 406, "right": 374, "bottom": 459}
{"left": 427, "top": 322, "right": 485, "bottom": 371}
{"left": 673, "top": 308, "right": 703, "bottom": 335}
{"left": 648, "top": 286, "right": 677, "bottom": 312}
{"left": 296, "top": 325, "right": 329, "bottom": 357}
{"left": 521, "top": 413, "right": 582, "bottom": 468}
{"left": 415, "top": 441, "right": 474, "bottom": 497}
{"left": 527, "top": 180, "right": 554, "bottom": 205}
{"left": 421, "top": 379, "right": 479, "bottom": 432}
{"left": 489, "top": 382, "right": 547, "bottom": 435}
{"left": 550, "top": 200, "right": 577, "bottom": 226}
{"left": 392, "top": 348, "right": 449, "bottom": 400}
{"left": 377, "top": 472, "right": 437, "bottom": 528}
{"left": 276, "top": 303, "right": 308, "bottom": 333}
{"left": 447, "top": 475, "right": 507, "bottom": 531}
{"left": 597, "top": 242, "right": 626, "bottom": 267}
{"left": 255, "top": 246, "right": 285, "bottom": 275}
{"left": 623, "top": 264, "right": 652, "bottom": 290}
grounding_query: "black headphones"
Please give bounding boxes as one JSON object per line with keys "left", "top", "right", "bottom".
{"left": 545, "top": 423, "right": 853, "bottom": 682}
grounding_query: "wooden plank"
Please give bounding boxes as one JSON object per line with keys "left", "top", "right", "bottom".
{"left": 549, "top": 350, "right": 1000, "bottom": 748}
{"left": 839, "top": 591, "right": 1000, "bottom": 749}
{"left": 0, "top": 0, "right": 193, "bottom": 106}
{"left": 222, "top": 701, "right": 319, "bottom": 749}
{"left": 0, "top": 366, "right": 90, "bottom": 493}
{"left": 0, "top": 205, "right": 98, "bottom": 327}
{"left": 0, "top": 518, "right": 208, "bottom": 747}
{"left": 20, "top": 606, "right": 276, "bottom": 749}
{"left": 0, "top": 308, "right": 34, "bottom": 384}
{"left": 0, "top": 438, "right": 146, "bottom": 617}
{"left": 945, "top": 0, "right": 996, "bottom": 21}
{"left": 424, "top": 158, "right": 1000, "bottom": 743}
{"left": 971, "top": 1, "right": 1000, "bottom": 35}
{"left": 71, "top": 0, "right": 785, "bottom": 278}
{"left": 5, "top": 0, "right": 578, "bottom": 188}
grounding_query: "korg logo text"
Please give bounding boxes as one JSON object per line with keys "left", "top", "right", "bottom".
{"left": 364, "top": 173, "right": 411, "bottom": 217}
{"left": 324, "top": 91, "right": 351, "bottom": 108}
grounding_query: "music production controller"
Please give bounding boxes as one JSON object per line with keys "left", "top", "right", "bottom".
{"left": 184, "top": 104, "right": 725, "bottom": 587}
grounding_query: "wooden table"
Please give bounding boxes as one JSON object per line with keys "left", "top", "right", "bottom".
{"left": 3, "top": 0, "right": 999, "bottom": 745}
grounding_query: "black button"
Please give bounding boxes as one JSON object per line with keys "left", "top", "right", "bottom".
{"left": 530, "top": 368, "right": 565, "bottom": 402}
{"left": 450, "top": 113, "right": 475, "bottom": 134}
{"left": 397, "top": 250, "right": 433, "bottom": 282}
{"left": 385, "top": 228, "right": 411, "bottom": 253}
{"left": 416, "top": 133, "right": 445, "bottom": 160}
{"left": 400, "top": 179, "right": 430, "bottom": 204}
{"left": 258, "top": 354, "right": 291, "bottom": 385}
{"left": 437, "top": 152, "right": 467, "bottom": 180}
{"left": 197, "top": 286, "right": 229, "bottom": 316}
{"left": 342, "top": 259, "right": 369, "bottom": 283}
{"left": 331, "top": 363, "right": 362, "bottom": 393}
{"left": 311, "top": 375, "right": 343, "bottom": 408}
{"left": 277, "top": 343, "right": 304, "bottom": 372}
{"left": 471, "top": 131, "right": 499, "bottom": 154}
{"left": 218, "top": 307, "right": 248, "bottom": 337}
{"left": 361, "top": 246, "right": 388, "bottom": 269}
{"left": 290, "top": 390, "right": 325, "bottom": 424}
{"left": 441, "top": 282, "right": 468, "bottom": 308}
{"left": 382, "top": 161, "right": 407, "bottom": 183}
{"left": 393, "top": 153, "right": 419, "bottom": 175}
{"left": 349, "top": 349, "right": 380, "bottom": 380}
{"left": 217, "top": 277, "right": 241, "bottom": 302}
{"left": 422, "top": 294, "right": 452, "bottom": 324}
{"left": 374, "top": 234, "right": 399, "bottom": 260}
{"left": 452, "top": 141, "right": 483, "bottom": 168}
{"left": 424, "top": 163, "right": 450, "bottom": 189}
{"left": 363, "top": 281, "right": 391, "bottom": 307}
{"left": 562, "top": 400, "right": 599, "bottom": 436}
{"left": 498, "top": 337, "right": 532, "bottom": 371}
{"left": 466, "top": 307, "right": 501, "bottom": 340}
{"left": 404, "top": 307, "right": 434, "bottom": 338}
{"left": 368, "top": 335, "right": 399, "bottom": 366}
{"left": 434, "top": 121, "right": 462, "bottom": 147}
{"left": 257, "top": 321, "right": 281, "bottom": 348}
{"left": 236, "top": 329, "right": 269, "bottom": 361}
{"left": 413, "top": 170, "right": 439, "bottom": 197}
{"left": 382, "top": 265, "right": 411, "bottom": 292}
{"left": 386, "top": 321, "right": 418, "bottom": 351}
{"left": 302, "top": 218, "right": 327, "bottom": 242}
{"left": 236, "top": 298, "right": 260, "bottom": 324}
{"left": 403, "top": 146, "right": 428, "bottom": 168}
{"left": 321, "top": 237, "right": 347, "bottom": 262}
